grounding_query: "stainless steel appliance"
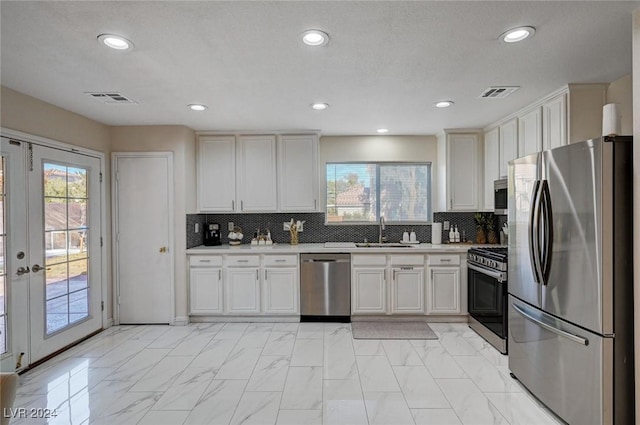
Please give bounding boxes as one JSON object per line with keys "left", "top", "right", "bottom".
{"left": 494, "top": 178, "right": 508, "bottom": 215}
{"left": 300, "top": 253, "right": 351, "bottom": 321}
{"left": 203, "top": 222, "right": 221, "bottom": 246}
{"left": 467, "top": 247, "right": 508, "bottom": 354}
{"left": 508, "top": 136, "right": 634, "bottom": 425}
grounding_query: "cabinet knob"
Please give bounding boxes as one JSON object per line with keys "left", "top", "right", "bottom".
{"left": 159, "top": 246, "right": 168, "bottom": 253}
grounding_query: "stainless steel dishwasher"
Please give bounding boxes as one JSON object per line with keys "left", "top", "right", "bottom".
{"left": 300, "top": 253, "right": 351, "bottom": 321}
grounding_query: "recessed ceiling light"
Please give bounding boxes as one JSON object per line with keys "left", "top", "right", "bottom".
{"left": 377, "top": 128, "right": 389, "bottom": 134}
{"left": 500, "top": 26, "right": 535, "bottom": 43}
{"left": 97, "top": 34, "right": 134, "bottom": 50}
{"left": 302, "top": 30, "right": 329, "bottom": 47}
{"left": 311, "top": 103, "right": 329, "bottom": 110}
{"left": 435, "top": 101, "right": 454, "bottom": 108}
{"left": 188, "top": 104, "right": 208, "bottom": 111}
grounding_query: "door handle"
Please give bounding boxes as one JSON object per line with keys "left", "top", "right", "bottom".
{"left": 31, "top": 264, "right": 50, "bottom": 273}
{"left": 159, "top": 246, "right": 168, "bottom": 253}
{"left": 529, "top": 180, "right": 543, "bottom": 284}
{"left": 513, "top": 303, "right": 588, "bottom": 346}
{"left": 16, "top": 266, "right": 30, "bottom": 276}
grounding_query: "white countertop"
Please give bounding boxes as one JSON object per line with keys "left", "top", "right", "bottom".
{"left": 185, "top": 242, "right": 498, "bottom": 255}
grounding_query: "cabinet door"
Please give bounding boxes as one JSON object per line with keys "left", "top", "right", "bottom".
{"left": 391, "top": 267, "right": 425, "bottom": 314}
{"left": 352, "top": 268, "right": 386, "bottom": 314}
{"left": 263, "top": 267, "right": 299, "bottom": 314}
{"left": 237, "top": 135, "right": 277, "bottom": 212}
{"left": 426, "top": 267, "right": 460, "bottom": 314}
{"left": 226, "top": 268, "right": 261, "bottom": 314}
{"left": 543, "top": 94, "right": 567, "bottom": 151}
{"left": 279, "top": 135, "right": 318, "bottom": 211}
{"left": 483, "top": 128, "right": 500, "bottom": 211}
{"left": 198, "top": 136, "right": 236, "bottom": 212}
{"left": 189, "top": 268, "right": 223, "bottom": 314}
{"left": 448, "top": 134, "right": 480, "bottom": 211}
{"left": 518, "top": 107, "right": 542, "bottom": 157}
{"left": 499, "top": 119, "right": 518, "bottom": 178}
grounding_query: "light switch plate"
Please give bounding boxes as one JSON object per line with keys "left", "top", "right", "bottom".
{"left": 443, "top": 221, "right": 450, "bottom": 231}
{"left": 194, "top": 223, "right": 199, "bottom": 233}
{"left": 228, "top": 222, "right": 234, "bottom": 231}
{"left": 283, "top": 222, "right": 291, "bottom": 231}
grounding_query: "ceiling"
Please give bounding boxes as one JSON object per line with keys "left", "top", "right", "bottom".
{"left": 1, "top": 1, "right": 638, "bottom": 135}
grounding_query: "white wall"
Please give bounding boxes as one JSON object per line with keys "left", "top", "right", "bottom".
{"left": 110, "top": 126, "right": 196, "bottom": 322}
{"left": 607, "top": 74, "right": 633, "bottom": 136}
{"left": 319, "top": 135, "right": 438, "bottom": 217}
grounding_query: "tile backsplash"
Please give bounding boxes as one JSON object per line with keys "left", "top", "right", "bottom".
{"left": 186, "top": 212, "right": 507, "bottom": 249}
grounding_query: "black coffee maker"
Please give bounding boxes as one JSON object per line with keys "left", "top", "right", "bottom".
{"left": 203, "top": 223, "right": 222, "bottom": 246}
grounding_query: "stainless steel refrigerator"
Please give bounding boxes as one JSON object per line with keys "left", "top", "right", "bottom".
{"left": 507, "top": 136, "right": 634, "bottom": 425}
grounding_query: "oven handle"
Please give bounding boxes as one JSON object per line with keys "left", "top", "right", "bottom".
{"left": 468, "top": 263, "right": 506, "bottom": 283}
{"left": 513, "top": 303, "right": 588, "bottom": 346}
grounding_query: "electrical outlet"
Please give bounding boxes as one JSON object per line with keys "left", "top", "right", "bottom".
{"left": 194, "top": 223, "right": 199, "bottom": 233}
{"left": 228, "top": 222, "right": 234, "bottom": 231}
{"left": 298, "top": 222, "right": 304, "bottom": 232}
{"left": 283, "top": 222, "right": 291, "bottom": 231}
{"left": 443, "top": 221, "right": 450, "bottom": 231}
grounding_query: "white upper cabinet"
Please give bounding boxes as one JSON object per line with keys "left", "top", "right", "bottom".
{"left": 278, "top": 135, "right": 318, "bottom": 211}
{"left": 483, "top": 127, "right": 499, "bottom": 211}
{"left": 542, "top": 93, "right": 567, "bottom": 151}
{"left": 518, "top": 107, "right": 542, "bottom": 157}
{"left": 237, "top": 135, "right": 278, "bottom": 212}
{"left": 498, "top": 118, "right": 518, "bottom": 178}
{"left": 198, "top": 136, "right": 236, "bottom": 212}
{"left": 438, "top": 132, "right": 481, "bottom": 212}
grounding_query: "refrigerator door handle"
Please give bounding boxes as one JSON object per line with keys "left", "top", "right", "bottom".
{"left": 540, "top": 180, "right": 553, "bottom": 284}
{"left": 529, "top": 180, "right": 543, "bottom": 284}
{"left": 513, "top": 303, "right": 589, "bottom": 346}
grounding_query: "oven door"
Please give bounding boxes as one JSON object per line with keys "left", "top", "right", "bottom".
{"left": 468, "top": 264, "right": 507, "bottom": 339}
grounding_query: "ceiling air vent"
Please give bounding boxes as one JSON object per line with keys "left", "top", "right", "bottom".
{"left": 86, "top": 92, "right": 136, "bottom": 104}
{"left": 479, "top": 86, "right": 520, "bottom": 99}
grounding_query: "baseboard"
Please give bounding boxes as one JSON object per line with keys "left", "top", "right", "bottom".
{"left": 103, "top": 318, "right": 114, "bottom": 328}
{"left": 189, "top": 316, "right": 300, "bottom": 323}
{"left": 172, "top": 316, "right": 190, "bottom": 326}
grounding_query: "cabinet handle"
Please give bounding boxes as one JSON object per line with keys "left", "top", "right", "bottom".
{"left": 200, "top": 260, "right": 211, "bottom": 263}
{"left": 218, "top": 270, "right": 222, "bottom": 280}
{"left": 384, "top": 270, "right": 387, "bottom": 281}
{"left": 275, "top": 259, "right": 286, "bottom": 263}
{"left": 232, "top": 200, "right": 235, "bottom": 210}
{"left": 256, "top": 270, "right": 259, "bottom": 280}
{"left": 400, "top": 266, "right": 414, "bottom": 270}
{"left": 440, "top": 259, "right": 452, "bottom": 263}
{"left": 238, "top": 260, "right": 249, "bottom": 263}
{"left": 393, "top": 269, "right": 396, "bottom": 281}
{"left": 241, "top": 200, "right": 244, "bottom": 211}
{"left": 265, "top": 269, "right": 267, "bottom": 280}
{"left": 450, "top": 198, "right": 452, "bottom": 209}
{"left": 314, "top": 199, "right": 317, "bottom": 210}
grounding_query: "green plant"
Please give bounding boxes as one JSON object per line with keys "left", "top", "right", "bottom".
{"left": 474, "top": 212, "right": 485, "bottom": 228}
{"left": 484, "top": 212, "right": 496, "bottom": 231}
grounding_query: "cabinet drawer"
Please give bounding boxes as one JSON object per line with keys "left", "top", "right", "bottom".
{"left": 389, "top": 254, "right": 424, "bottom": 266}
{"left": 352, "top": 254, "right": 386, "bottom": 266}
{"left": 263, "top": 255, "right": 298, "bottom": 267}
{"left": 189, "top": 255, "right": 223, "bottom": 267}
{"left": 226, "top": 255, "right": 260, "bottom": 267}
{"left": 427, "top": 254, "right": 460, "bottom": 266}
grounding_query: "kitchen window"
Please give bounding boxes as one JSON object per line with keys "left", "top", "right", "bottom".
{"left": 326, "top": 162, "right": 432, "bottom": 223}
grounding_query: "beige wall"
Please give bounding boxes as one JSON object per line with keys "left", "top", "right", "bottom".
{"left": 633, "top": 8, "right": 640, "bottom": 424}
{"left": 319, "top": 135, "right": 438, "bottom": 217}
{"left": 110, "top": 126, "right": 196, "bottom": 321}
{"left": 607, "top": 74, "right": 633, "bottom": 136}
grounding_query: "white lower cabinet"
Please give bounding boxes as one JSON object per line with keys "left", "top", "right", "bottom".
{"left": 263, "top": 267, "right": 298, "bottom": 314}
{"left": 426, "top": 267, "right": 460, "bottom": 314}
{"left": 391, "top": 267, "right": 425, "bottom": 314}
{"left": 352, "top": 267, "right": 387, "bottom": 314}
{"left": 188, "top": 254, "right": 298, "bottom": 316}
{"left": 189, "top": 268, "right": 223, "bottom": 314}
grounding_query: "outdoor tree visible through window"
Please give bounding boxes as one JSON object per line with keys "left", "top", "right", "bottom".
{"left": 326, "top": 162, "right": 431, "bottom": 223}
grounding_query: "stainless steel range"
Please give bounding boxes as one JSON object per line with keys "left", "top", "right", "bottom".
{"left": 467, "top": 247, "right": 508, "bottom": 354}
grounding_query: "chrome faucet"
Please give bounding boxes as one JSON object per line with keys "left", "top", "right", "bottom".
{"left": 378, "top": 216, "right": 386, "bottom": 244}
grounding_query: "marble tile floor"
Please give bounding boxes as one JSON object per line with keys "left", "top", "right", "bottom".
{"left": 7, "top": 322, "right": 566, "bottom": 425}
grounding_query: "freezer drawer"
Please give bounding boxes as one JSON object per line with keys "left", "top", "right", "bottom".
{"left": 508, "top": 296, "right": 614, "bottom": 425}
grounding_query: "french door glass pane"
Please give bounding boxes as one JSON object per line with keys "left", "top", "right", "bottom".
{"left": 0, "top": 156, "right": 6, "bottom": 353}
{"left": 43, "top": 162, "right": 90, "bottom": 335}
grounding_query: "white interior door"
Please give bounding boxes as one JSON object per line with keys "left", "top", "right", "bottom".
{"left": 0, "top": 137, "right": 29, "bottom": 371}
{"left": 29, "top": 145, "right": 103, "bottom": 362}
{"left": 114, "top": 153, "right": 173, "bottom": 324}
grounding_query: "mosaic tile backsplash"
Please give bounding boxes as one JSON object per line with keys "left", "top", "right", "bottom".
{"left": 186, "top": 212, "right": 507, "bottom": 248}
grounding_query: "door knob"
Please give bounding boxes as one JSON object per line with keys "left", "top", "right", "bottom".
{"left": 16, "top": 266, "right": 30, "bottom": 276}
{"left": 31, "top": 264, "right": 50, "bottom": 273}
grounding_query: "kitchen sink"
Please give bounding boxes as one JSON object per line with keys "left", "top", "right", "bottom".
{"left": 354, "top": 243, "right": 417, "bottom": 248}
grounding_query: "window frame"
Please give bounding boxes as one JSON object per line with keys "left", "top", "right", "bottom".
{"left": 324, "top": 161, "right": 433, "bottom": 225}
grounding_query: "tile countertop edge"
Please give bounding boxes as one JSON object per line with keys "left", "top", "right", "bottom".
{"left": 185, "top": 243, "right": 504, "bottom": 254}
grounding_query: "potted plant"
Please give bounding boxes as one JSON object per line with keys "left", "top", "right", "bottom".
{"left": 485, "top": 213, "right": 499, "bottom": 244}
{"left": 474, "top": 212, "right": 487, "bottom": 244}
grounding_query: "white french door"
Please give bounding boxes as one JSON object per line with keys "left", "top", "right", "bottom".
{"left": 1, "top": 137, "right": 103, "bottom": 369}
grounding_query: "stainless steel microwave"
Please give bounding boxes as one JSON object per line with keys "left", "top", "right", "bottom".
{"left": 494, "top": 179, "right": 508, "bottom": 215}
